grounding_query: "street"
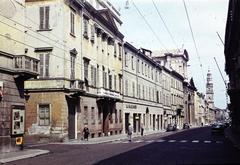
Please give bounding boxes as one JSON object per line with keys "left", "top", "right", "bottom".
{"left": 5, "top": 127, "right": 240, "bottom": 165}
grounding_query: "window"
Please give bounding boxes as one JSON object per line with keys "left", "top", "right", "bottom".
{"left": 39, "top": 6, "right": 50, "bottom": 30}
{"left": 39, "top": 104, "right": 50, "bottom": 126}
{"left": 90, "top": 24, "right": 95, "bottom": 42}
{"left": 109, "top": 75, "right": 112, "bottom": 90}
{"left": 119, "top": 44, "right": 122, "bottom": 60}
{"left": 91, "top": 65, "right": 97, "bottom": 87}
{"left": 83, "top": 17, "right": 89, "bottom": 38}
{"left": 102, "top": 67, "right": 107, "bottom": 88}
{"left": 156, "top": 91, "right": 159, "bottom": 103}
{"left": 131, "top": 56, "right": 134, "bottom": 70}
{"left": 132, "top": 82, "right": 135, "bottom": 97}
{"left": 125, "top": 52, "right": 128, "bottom": 67}
{"left": 84, "top": 59, "right": 89, "bottom": 81}
{"left": 91, "top": 107, "right": 95, "bottom": 125}
{"left": 39, "top": 52, "right": 50, "bottom": 78}
{"left": 70, "top": 54, "right": 75, "bottom": 79}
{"left": 138, "top": 84, "right": 141, "bottom": 98}
{"left": 114, "top": 75, "right": 117, "bottom": 91}
{"left": 143, "top": 85, "right": 145, "bottom": 99}
{"left": 137, "top": 59, "right": 140, "bottom": 73}
{"left": 119, "top": 75, "right": 122, "bottom": 93}
{"left": 142, "top": 61, "right": 144, "bottom": 75}
{"left": 83, "top": 106, "right": 88, "bottom": 124}
{"left": 97, "top": 65, "right": 99, "bottom": 87}
{"left": 70, "top": 12, "right": 75, "bottom": 35}
{"left": 125, "top": 80, "right": 128, "bottom": 95}
{"left": 115, "top": 109, "right": 118, "bottom": 123}
{"left": 114, "top": 43, "right": 117, "bottom": 57}
{"left": 119, "top": 110, "right": 122, "bottom": 123}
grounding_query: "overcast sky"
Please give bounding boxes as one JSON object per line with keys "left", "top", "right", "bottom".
{"left": 108, "top": 0, "right": 229, "bottom": 109}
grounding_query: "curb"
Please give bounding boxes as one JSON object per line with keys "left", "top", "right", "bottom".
{"left": 0, "top": 149, "right": 49, "bottom": 164}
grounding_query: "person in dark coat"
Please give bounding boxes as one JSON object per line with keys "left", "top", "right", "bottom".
{"left": 83, "top": 125, "right": 89, "bottom": 141}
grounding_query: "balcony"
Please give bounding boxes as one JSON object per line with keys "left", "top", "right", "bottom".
{"left": 14, "top": 55, "right": 39, "bottom": 79}
{"left": 97, "top": 87, "right": 121, "bottom": 100}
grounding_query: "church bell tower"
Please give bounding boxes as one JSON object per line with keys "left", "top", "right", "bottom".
{"left": 206, "top": 70, "right": 214, "bottom": 109}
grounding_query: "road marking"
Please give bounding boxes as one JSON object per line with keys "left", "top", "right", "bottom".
{"left": 180, "top": 140, "right": 187, "bottom": 143}
{"left": 122, "top": 141, "right": 129, "bottom": 143}
{"left": 216, "top": 141, "right": 223, "bottom": 144}
{"left": 168, "top": 140, "right": 176, "bottom": 143}
{"left": 135, "top": 140, "right": 143, "bottom": 143}
{"left": 156, "top": 139, "right": 165, "bottom": 143}
{"left": 145, "top": 140, "right": 154, "bottom": 143}
{"left": 204, "top": 140, "right": 211, "bottom": 143}
{"left": 192, "top": 140, "right": 199, "bottom": 143}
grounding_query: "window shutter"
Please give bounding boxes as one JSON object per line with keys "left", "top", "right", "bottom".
{"left": 39, "top": 54, "right": 44, "bottom": 77}
{"left": 94, "top": 67, "right": 97, "bottom": 87}
{"left": 45, "top": 6, "right": 50, "bottom": 29}
{"left": 39, "top": 7, "right": 44, "bottom": 29}
{"left": 91, "top": 25, "right": 95, "bottom": 42}
{"left": 70, "top": 12, "right": 75, "bottom": 34}
{"left": 45, "top": 53, "right": 49, "bottom": 77}
{"left": 91, "top": 65, "right": 94, "bottom": 86}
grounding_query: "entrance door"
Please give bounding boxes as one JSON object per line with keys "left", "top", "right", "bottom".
{"left": 125, "top": 113, "right": 130, "bottom": 133}
{"left": 157, "top": 115, "right": 160, "bottom": 130}
{"left": 102, "top": 101, "right": 110, "bottom": 135}
{"left": 153, "top": 114, "right": 156, "bottom": 130}
{"left": 66, "top": 96, "right": 76, "bottom": 139}
{"left": 146, "top": 108, "right": 149, "bottom": 130}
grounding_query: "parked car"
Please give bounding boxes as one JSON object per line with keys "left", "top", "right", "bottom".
{"left": 183, "top": 123, "right": 190, "bottom": 129}
{"left": 211, "top": 123, "right": 225, "bottom": 134}
{"left": 166, "top": 123, "right": 177, "bottom": 132}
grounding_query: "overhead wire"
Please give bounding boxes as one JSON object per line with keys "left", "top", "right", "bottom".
{"left": 182, "top": 0, "right": 205, "bottom": 84}
{"left": 131, "top": 1, "right": 169, "bottom": 53}
{"left": 0, "top": 19, "right": 121, "bottom": 71}
{"left": 151, "top": 0, "right": 178, "bottom": 49}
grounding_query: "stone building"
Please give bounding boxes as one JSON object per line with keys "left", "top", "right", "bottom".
{"left": 123, "top": 43, "right": 164, "bottom": 133}
{"left": 24, "top": 0, "right": 124, "bottom": 140}
{"left": 224, "top": 0, "right": 240, "bottom": 132}
{"left": 153, "top": 49, "right": 188, "bottom": 128}
{"left": 0, "top": 0, "right": 39, "bottom": 152}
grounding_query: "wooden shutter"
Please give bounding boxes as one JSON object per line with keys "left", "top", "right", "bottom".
{"left": 39, "top": 54, "right": 44, "bottom": 77}
{"left": 39, "top": 7, "right": 44, "bottom": 29}
{"left": 70, "top": 12, "right": 74, "bottom": 34}
{"left": 45, "top": 53, "right": 49, "bottom": 77}
{"left": 45, "top": 6, "right": 50, "bottom": 29}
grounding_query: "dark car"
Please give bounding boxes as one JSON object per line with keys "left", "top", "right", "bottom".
{"left": 211, "top": 123, "right": 225, "bottom": 134}
{"left": 166, "top": 123, "right": 177, "bottom": 132}
{"left": 183, "top": 123, "right": 190, "bottom": 129}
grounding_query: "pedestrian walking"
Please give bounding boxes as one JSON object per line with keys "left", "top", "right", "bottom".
{"left": 140, "top": 123, "right": 144, "bottom": 136}
{"left": 83, "top": 125, "right": 89, "bottom": 141}
{"left": 127, "top": 123, "right": 133, "bottom": 142}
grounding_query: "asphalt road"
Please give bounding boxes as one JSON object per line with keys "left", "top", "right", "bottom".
{"left": 5, "top": 127, "right": 240, "bottom": 165}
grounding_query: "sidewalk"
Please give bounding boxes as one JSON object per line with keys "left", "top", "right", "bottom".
{"left": 63, "top": 130, "right": 174, "bottom": 145}
{"left": 225, "top": 127, "right": 240, "bottom": 150}
{"left": 0, "top": 149, "right": 49, "bottom": 164}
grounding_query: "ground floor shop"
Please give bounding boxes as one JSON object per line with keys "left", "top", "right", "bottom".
{"left": 123, "top": 102, "right": 165, "bottom": 134}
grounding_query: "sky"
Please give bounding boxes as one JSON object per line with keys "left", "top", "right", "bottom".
{"left": 108, "top": 0, "right": 229, "bottom": 109}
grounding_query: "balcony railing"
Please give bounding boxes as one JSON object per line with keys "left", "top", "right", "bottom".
{"left": 14, "top": 55, "right": 39, "bottom": 77}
